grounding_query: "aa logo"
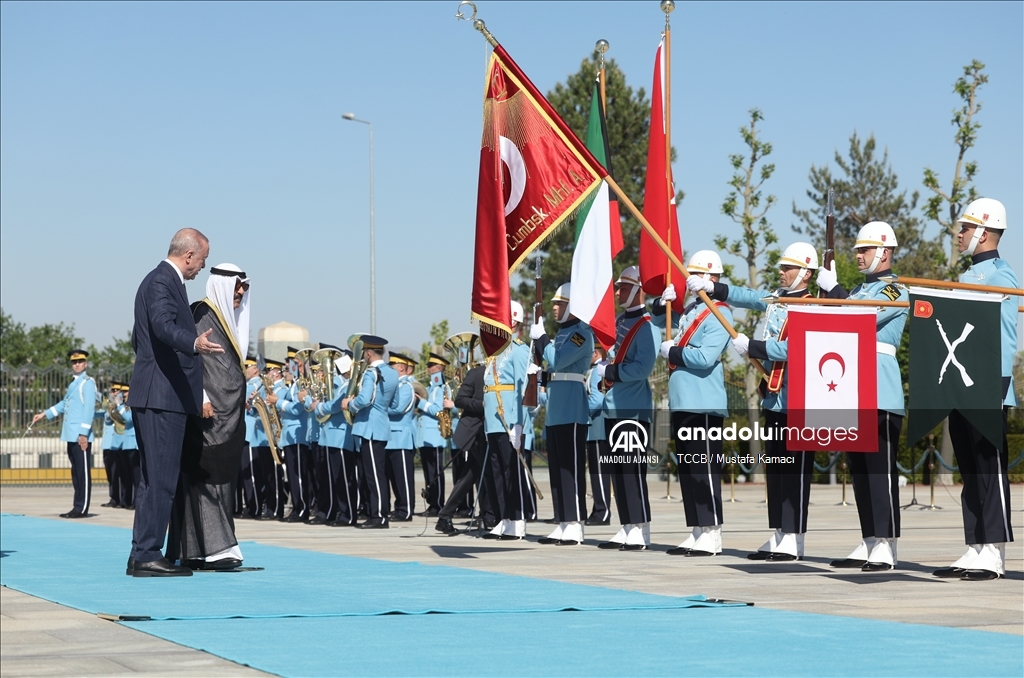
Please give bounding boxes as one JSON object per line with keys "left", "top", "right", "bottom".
{"left": 609, "top": 420, "right": 649, "bottom": 454}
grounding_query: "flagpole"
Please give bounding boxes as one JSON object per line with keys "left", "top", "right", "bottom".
{"left": 765, "top": 296, "right": 1024, "bottom": 313}
{"left": 877, "top": 276, "right": 1024, "bottom": 297}
{"left": 661, "top": 0, "right": 675, "bottom": 342}
{"left": 596, "top": 39, "right": 608, "bottom": 114}
{"left": 605, "top": 175, "right": 768, "bottom": 378}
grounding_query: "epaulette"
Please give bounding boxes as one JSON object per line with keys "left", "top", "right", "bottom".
{"left": 513, "top": 338, "right": 524, "bottom": 345}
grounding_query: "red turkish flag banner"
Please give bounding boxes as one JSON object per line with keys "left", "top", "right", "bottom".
{"left": 786, "top": 308, "right": 878, "bottom": 452}
{"left": 639, "top": 40, "right": 684, "bottom": 314}
{"left": 471, "top": 46, "right": 607, "bottom": 356}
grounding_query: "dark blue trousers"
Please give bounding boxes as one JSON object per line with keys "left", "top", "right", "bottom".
{"left": 130, "top": 408, "right": 186, "bottom": 563}
{"left": 67, "top": 441, "right": 93, "bottom": 514}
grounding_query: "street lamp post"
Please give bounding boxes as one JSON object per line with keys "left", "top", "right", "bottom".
{"left": 342, "top": 112, "right": 375, "bottom": 334}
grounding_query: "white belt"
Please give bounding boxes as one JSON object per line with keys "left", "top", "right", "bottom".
{"left": 876, "top": 342, "right": 897, "bottom": 357}
{"left": 549, "top": 372, "right": 586, "bottom": 383}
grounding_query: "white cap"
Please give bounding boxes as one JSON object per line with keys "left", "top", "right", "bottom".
{"left": 686, "top": 250, "right": 724, "bottom": 275}
{"left": 779, "top": 242, "right": 819, "bottom": 270}
{"left": 614, "top": 265, "right": 642, "bottom": 287}
{"left": 551, "top": 283, "right": 571, "bottom": 302}
{"left": 855, "top": 221, "right": 898, "bottom": 249}
{"left": 510, "top": 300, "right": 524, "bottom": 324}
{"left": 958, "top": 198, "right": 1006, "bottom": 231}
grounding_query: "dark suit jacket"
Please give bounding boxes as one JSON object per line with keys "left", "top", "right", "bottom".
{"left": 129, "top": 261, "right": 203, "bottom": 414}
{"left": 452, "top": 365, "right": 484, "bottom": 452}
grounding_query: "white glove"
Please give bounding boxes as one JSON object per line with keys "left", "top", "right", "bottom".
{"left": 529, "top": 320, "right": 546, "bottom": 340}
{"left": 686, "top": 275, "right": 714, "bottom": 295}
{"left": 526, "top": 363, "right": 541, "bottom": 376}
{"left": 660, "top": 340, "right": 674, "bottom": 359}
{"left": 509, "top": 424, "right": 523, "bottom": 449}
{"left": 660, "top": 283, "right": 677, "bottom": 304}
{"left": 731, "top": 333, "right": 750, "bottom": 356}
{"left": 595, "top": 361, "right": 607, "bottom": 379}
{"left": 816, "top": 261, "right": 838, "bottom": 293}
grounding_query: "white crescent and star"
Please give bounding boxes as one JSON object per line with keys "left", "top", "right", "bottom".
{"left": 818, "top": 352, "right": 845, "bottom": 392}
{"left": 499, "top": 135, "right": 526, "bottom": 217}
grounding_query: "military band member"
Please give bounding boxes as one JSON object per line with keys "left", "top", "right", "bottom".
{"left": 585, "top": 347, "right": 611, "bottom": 526}
{"left": 696, "top": 242, "right": 820, "bottom": 561}
{"left": 656, "top": 252, "right": 733, "bottom": 556}
{"left": 257, "top": 360, "right": 287, "bottom": 519}
{"left": 934, "top": 198, "right": 1018, "bottom": 581}
{"left": 239, "top": 357, "right": 264, "bottom": 519}
{"left": 594, "top": 267, "right": 657, "bottom": 551}
{"left": 101, "top": 382, "right": 126, "bottom": 508}
{"left": 817, "top": 223, "right": 908, "bottom": 571}
{"left": 531, "top": 284, "right": 595, "bottom": 546}
{"left": 435, "top": 360, "right": 486, "bottom": 535}
{"left": 314, "top": 349, "right": 358, "bottom": 526}
{"left": 117, "top": 383, "right": 139, "bottom": 508}
{"left": 302, "top": 369, "right": 326, "bottom": 524}
{"left": 277, "top": 347, "right": 313, "bottom": 522}
{"left": 343, "top": 335, "right": 399, "bottom": 529}
{"left": 386, "top": 352, "right": 419, "bottom": 521}
{"left": 417, "top": 352, "right": 454, "bottom": 517}
{"left": 33, "top": 349, "right": 96, "bottom": 518}
{"left": 482, "top": 301, "right": 531, "bottom": 540}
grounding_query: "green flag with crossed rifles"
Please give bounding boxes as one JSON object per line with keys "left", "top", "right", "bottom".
{"left": 907, "top": 287, "right": 1003, "bottom": 448}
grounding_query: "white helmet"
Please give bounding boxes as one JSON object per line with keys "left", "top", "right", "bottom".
{"left": 687, "top": 250, "right": 724, "bottom": 275}
{"left": 854, "top": 221, "right": 897, "bottom": 274}
{"left": 779, "top": 242, "right": 818, "bottom": 292}
{"left": 551, "top": 283, "right": 571, "bottom": 323}
{"left": 510, "top": 300, "right": 524, "bottom": 325}
{"left": 958, "top": 198, "right": 1006, "bottom": 256}
{"left": 614, "top": 265, "right": 643, "bottom": 307}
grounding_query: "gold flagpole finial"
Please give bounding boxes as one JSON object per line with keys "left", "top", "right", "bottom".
{"left": 660, "top": 0, "right": 675, "bottom": 28}
{"left": 457, "top": 1, "right": 497, "bottom": 46}
{"left": 596, "top": 39, "right": 609, "bottom": 68}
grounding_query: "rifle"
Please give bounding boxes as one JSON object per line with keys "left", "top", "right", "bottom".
{"left": 819, "top": 187, "right": 835, "bottom": 298}
{"left": 523, "top": 257, "right": 542, "bottom": 408}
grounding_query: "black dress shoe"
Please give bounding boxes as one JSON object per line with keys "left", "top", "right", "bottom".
{"left": 597, "top": 541, "right": 623, "bottom": 550}
{"left": 555, "top": 539, "right": 582, "bottom": 546}
{"left": 126, "top": 557, "right": 136, "bottom": 576}
{"left": 499, "top": 534, "right": 523, "bottom": 541}
{"left": 765, "top": 552, "right": 798, "bottom": 562}
{"left": 746, "top": 551, "right": 771, "bottom": 560}
{"left": 685, "top": 550, "right": 716, "bottom": 557}
{"left": 482, "top": 532, "right": 501, "bottom": 540}
{"left": 933, "top": 566, "right": 967, "bottom": 578}
{"left": 308, "top": 515, "right": 328, "bottom": 525}
{"left": 831, "top": 558, "right": 867, "bottom": 568}
{"left": 330, "top": 518, "right": 356, "bottom": 527}
{"left": 861, "top": 562, "right": 893, "bottom": 572}
{"left": 435, "top": 517, "right": 457, "bottom": 535}
{"left": 666, "top": 547, "right": 692, "bottom": 556}
{"left": 423, "top": 508, "right": 439, "bottom": 518}
{"left": 619, "top": 544, "right": 647, "bottom": 552}
{"left": 357, "top": 518, "right": 389, "bottom": 529}
{"left": 538, "top": 537, "right": 561, "bottom": 545}
{"left": 132, "top": 557, "right": 193, "bottom": 577}
{"left": 454, "top": 508, "right": 472, "bottom": 518}
{"left": 961, "top": 569, "right": 1002, "bottom": 581}
{"left": 284, "top": 513, "right": 306, "bottom": 523}
{"left": 101, "top": 501, "right": 117, "bottom": 508}
{"left": 203, "top": 558, "right": 243, "bottom": 571}
{"left": 585, "top": 516, "right": 610, "bottom": 526}
{"left": 59, "top": 510, "right": 82, "bottom": 518}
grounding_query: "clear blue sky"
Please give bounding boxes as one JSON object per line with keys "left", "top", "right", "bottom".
{"left": 2, "top": 1, "right": 1021, "bottom": 352}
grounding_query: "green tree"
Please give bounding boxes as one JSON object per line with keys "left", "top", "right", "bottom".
{"left": 792, "top": 132, "right": 943, "bottom": 282}
{"left": 516, "top": 51, "right": 681, "bottom": 321}
{"left": 416, "top": 320, "right": 449, "bottom": 382}
{"left": 0, "top": 308, "right": 84, "bottom": 367}
{"left": 88, "top": 331, "right": 135, "bottom": 367}
{"left": 713, "top": 109, "right": 780, "bottom": 463}
{"left": 922, "top": 60, "right": 988, "bottom": 280}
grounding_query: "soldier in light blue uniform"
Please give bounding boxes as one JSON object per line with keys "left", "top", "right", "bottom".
{"left": 276, "top": 347, "right": 313, "bottom": 522}
{"left": 34, "top": 349, "right": 97, "bottom": 518}
{"left": 238, "top": 357, "right": 264, "bottom": 519}
{"left": 593, "top": 267, "right": 658, "bottom": 551}
{"left": 343, "top": 335, "right": 399, "bottom": 529}
{"left": 655, "top": 252, "right": 734, "bottom": 557}
{"left": 386, "top": 352, "right": 419, "bottom": 521}
{"left": 531, "top": 283, "right": 594, "bottom": 545}
{"left": 935, "top": 198, "right": 1018, "bottom": 581}
{"left": 585, "top": 347, "right": 611, "bottom": 526}
{"left": 101, "top": 382, "right": 126, "bottom": 508}
{"left": 481, "top": 304, "right": 530, "bottom": 540}
{"left": 817, "top": 222, "right": 909, "bottom": 571}
{"left": 314, "top": 349, "right": 358, "bottom": 526}
{"left": 698, "top": 242, "right": 820, "bottom": 561}
{"left": 117, "top": 383, "right": 140, "bottom": 508}
{"left": 300, "top": 367, "right": 327, "bottom": 525}
{"left": 417, "top": 352, "right": 454, "bottom": 517}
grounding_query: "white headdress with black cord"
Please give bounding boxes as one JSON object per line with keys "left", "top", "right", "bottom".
{"left": 206, "top": 263, "right": 250, "bottom": 356}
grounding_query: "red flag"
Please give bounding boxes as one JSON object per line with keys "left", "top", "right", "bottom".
{"left": 639, "top": 40, "right": 684, "bottom": 313}
{"left": 472, "top": 45, "right": 608, "bottom": 356}
{"left": 786, "top": 308, "right": 878, "bottom": 452}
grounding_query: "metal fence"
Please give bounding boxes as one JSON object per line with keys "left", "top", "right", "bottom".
{"left": 1, "top": 362, "right": 134, "bottom": 484}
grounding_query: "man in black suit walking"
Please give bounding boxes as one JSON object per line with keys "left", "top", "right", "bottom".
{"left": 127, "top": 228, "right": 223, "bottom": 577}
{"left": 434, "top": 362, "right": 486, "bottom": 535}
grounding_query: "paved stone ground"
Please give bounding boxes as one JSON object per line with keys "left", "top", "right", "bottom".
{"left": 2, "top": 479, "right": 1022, "bottom": 676}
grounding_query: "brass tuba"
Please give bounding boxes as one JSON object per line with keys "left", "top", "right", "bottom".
{"left": 293, "top": 348, "right": 316, "bottom": 392}
{"left": 313, "top": 346, "right": 343, "bottom": 424}
{"left": 343, "top": 335, "right": 367, "bottom": 425}
{"left": 253, "top": 355, "right": 283, "bottom": 464}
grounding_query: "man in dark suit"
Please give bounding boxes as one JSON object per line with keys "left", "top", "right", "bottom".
{"left": 434, "top": 362, "right": 485, "bottom": 535}
{"left": 127, "top": 228, "right": 223, "bottom": 577}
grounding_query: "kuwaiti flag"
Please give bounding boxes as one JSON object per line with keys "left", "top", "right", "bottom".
{"left": 786, "top": 307, "right": 877, "bottom": 451}
{"left": 568, "top": 79, "right": 623, "bottom": 350}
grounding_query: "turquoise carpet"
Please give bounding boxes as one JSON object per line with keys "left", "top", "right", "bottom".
{"left": 2, "top": 514, "right": 1021, "bottom": 677}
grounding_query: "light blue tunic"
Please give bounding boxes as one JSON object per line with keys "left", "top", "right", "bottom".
{"left": 417, "top": 372, "right": 451, "bottom": 448}
{"left": 587, "top": 366, "right": 606, "bottom": 441}
{"left": 602, "top": 310, "right": 657, "bottom": 422}
{"left": 46, "top": 372, "right": 96, "bottom": 443}
{"left": 274, "top": 379, "right": 309, "bottom": 447}
{"left": 653, "top": 299, "right": 734, "bottom": 417}
{"left": 118, "top": 404, "right": 137, "bottom": 449}
{"left": 386, "top": 375, "right": 418, "bottom": 450}
{"left": 960, "top": 252, "right": 1019, "bottom": 407}
{"left": 483, "top": 340, "right": 529, "bottom": 435}
{"left": 722, "top": 285, "right": 796, "bottom": 413}
{"left": 350, "top": 361, "right": 399, "bottom": 442}
{"left": 542, "top": 320, "right": 594, "bottom": 426}
{"left": 316, "top": 374, "right": 354, "bottom": 451}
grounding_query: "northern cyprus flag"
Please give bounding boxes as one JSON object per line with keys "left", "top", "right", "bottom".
{"left": 569, "top": 79, "right": 622, "bottom": 350}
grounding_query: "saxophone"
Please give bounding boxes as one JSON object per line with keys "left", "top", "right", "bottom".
{"left": 437, "top": 382, "right": 454, "bottom": 439}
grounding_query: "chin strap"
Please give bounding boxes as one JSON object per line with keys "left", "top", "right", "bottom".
{"left": 963, "top": 227, "right": 986, "bottom": 257}
{"left": 784, "top": 269, "right": 808, "bottom": 292}
{"left": 625, "top": 283, "right": 640, "bottom": 308}
{"left": 555, "top": 306, "right": 569, "bottom": 323}
{"left": 860, "top": 250, "right": 884, "bottom": 275}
